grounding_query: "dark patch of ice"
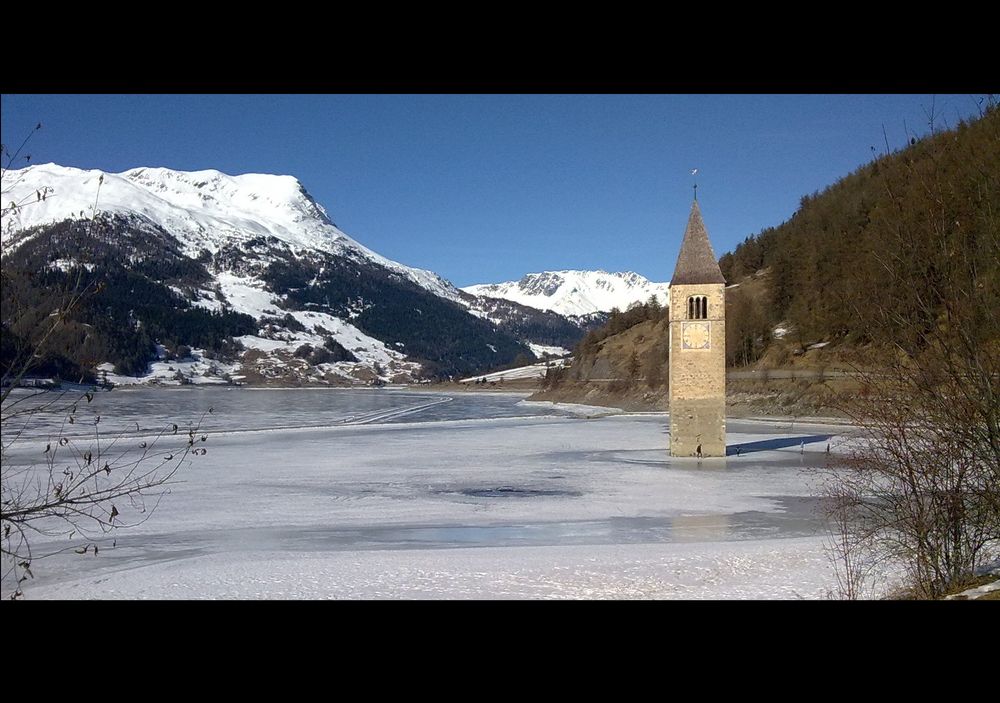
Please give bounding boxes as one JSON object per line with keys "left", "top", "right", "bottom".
{"left": 448, "top": 486, "right": 582, "bottom": 498}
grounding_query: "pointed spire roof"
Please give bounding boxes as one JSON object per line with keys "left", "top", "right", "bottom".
{"left": 671, "top": 200, "right": 725, "bottom": 285}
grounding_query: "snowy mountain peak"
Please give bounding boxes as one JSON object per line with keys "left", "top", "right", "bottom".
{"left": 2, "top": 163, "right": 460, "bottom": 302}
{"left": 120, "top": 166, "right": 334, "bottom": 228}
{"left": 463, "top": 270, "right": 670, "bottom": 317}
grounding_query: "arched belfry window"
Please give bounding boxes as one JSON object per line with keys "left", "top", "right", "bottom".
{"left": 687, "top": 295, "right": 708, "bottom": 320}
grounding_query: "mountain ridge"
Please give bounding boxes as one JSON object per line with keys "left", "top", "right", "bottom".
{"left": 2, "top": 163, "right": 463, "bottom": 304}
{"left": 1, "top": 164, "right": 548, "bottom": 384}
{"left": 463, "top": 269, "right": 670, "bottom": 317}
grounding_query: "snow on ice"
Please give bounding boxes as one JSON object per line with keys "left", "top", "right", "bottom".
{"left": 4, "top": 390, "right": 857, "bottom": 600}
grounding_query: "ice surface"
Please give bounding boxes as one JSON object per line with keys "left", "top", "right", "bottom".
{"left": 2, "top": 389, "right": 853, "bottom": 600}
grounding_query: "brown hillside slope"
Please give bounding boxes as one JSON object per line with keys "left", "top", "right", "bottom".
{"left": 531, "top": 290, "right": 853, "bottom": 416}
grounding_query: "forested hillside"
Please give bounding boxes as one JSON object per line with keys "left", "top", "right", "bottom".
{"left": 720, "top": 104, "right": 999, "bottom": 355}
{"left": 1, "top": 215, "right": 255, "bottom": 381}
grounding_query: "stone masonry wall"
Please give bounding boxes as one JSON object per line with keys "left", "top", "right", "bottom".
{"left": 669, "top": 283, "right": 726, "bottom": 457}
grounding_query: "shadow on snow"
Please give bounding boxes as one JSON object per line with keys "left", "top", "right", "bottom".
{"left": 727, "top": 434, "right": 832, "bottom": 456}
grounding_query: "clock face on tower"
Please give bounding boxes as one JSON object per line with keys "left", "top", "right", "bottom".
{"left": 682, "top": 321, "right": 711, "bottom": 350}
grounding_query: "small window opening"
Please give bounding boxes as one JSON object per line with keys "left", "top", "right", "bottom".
{"left": 687, "top": 296, "right": 708, "bottom": 320}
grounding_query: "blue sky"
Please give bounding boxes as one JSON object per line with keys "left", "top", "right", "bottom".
{"left": 1, "top": 94, "right": 988, "bottom": 287}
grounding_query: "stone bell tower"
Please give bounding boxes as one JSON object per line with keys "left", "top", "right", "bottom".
{"left": 668, "top": 200, "right": 726, "bottom": 457}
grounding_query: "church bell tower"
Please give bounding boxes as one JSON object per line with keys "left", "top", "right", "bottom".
{"left": 668, "top": 200, "right": 726, "bottom": 457}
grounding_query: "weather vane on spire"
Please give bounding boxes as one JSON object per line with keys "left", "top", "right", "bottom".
{"left": 690, "top": 168, "right": 698, "bottom": 201}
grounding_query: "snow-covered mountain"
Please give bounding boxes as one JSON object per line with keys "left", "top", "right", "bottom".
{"left": 2, "top": 164, "right": 460, "bottom": 302}
{"left": 1, "top": 164, "right": 532, "bottom": 384}
{"left": 462, "top": 270, "right": 670, "bottom": 317}
{"left": 456, "top": 290, "right": 594, "bottom": 353}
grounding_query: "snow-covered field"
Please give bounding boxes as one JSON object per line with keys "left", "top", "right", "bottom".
{"left": 3, "top": 389, "right": 853, "bottom": 599}
{"left": 459, "top": 358, "right": 570, "bottom": 383}
{"left": 526, "top": 342, "right": 571, "bottom": 358}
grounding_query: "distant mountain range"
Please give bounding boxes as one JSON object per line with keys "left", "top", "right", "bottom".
{"left": 463, "top": 270, "right": 670, "bottom": 318}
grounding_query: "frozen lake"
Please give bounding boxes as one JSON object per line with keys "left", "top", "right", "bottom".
{"left": 2, "top": 387, "right": 852, "bottom": 599}
{"left": 5, "top": 386, "right": 600, "bottom": 439}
